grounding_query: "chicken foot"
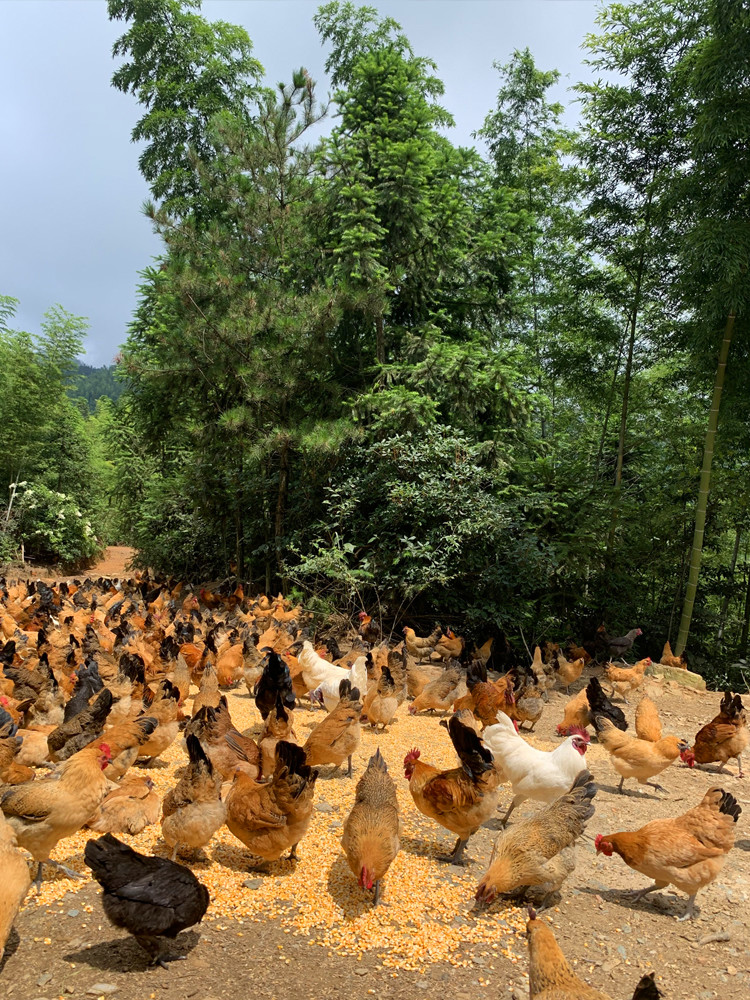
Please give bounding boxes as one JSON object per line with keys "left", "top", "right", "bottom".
{"left": 439, "top": 836, "right": 469, "bottom": 865}
{"left": 625, "top": 881, "right": 667, "bottom": 904}
{"left": 136, "top": 934, "right": 188, "bottom": 970}
{"left": 33, "top": 859, "right": 85, "bottom": 893}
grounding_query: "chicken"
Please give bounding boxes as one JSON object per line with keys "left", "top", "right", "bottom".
{"left": 402, "top": 625, "right": 441, "bottom": 662}
{"left": 526, "top": 908, "right": 662, "bottom": 999}
{"left": 254, "top": 649, "right": 296, "bottom": 721}
{"left": 586, "top": 677, "right": 628, "bottom": 732}
{"left": 475, "top": 771, "right": 597, "bottom": 907}
{"left": 310, "top": 654, "right": 367, "bottom": 713}
{"left": 564, "top": 642, "right": 591, "bottom": 666}
{"left": 556, "top": 688, "right": 591, "bottom": 737}
{"left": 366, "top": 665, "right": 398, "bottom": 730}
{"left": 215, "top": 635, "right": 247, "bottom": 688}
{"left": 511, "top": 679, "right": 545, "bottom": 731}
{"left": 595, "top": 786, "right": 742, "bottom": 920}
{"left": 635, "top": 695, "right": 662, "bottom": 743}
{"left": 456, "top": 660, "right": 514, "bottom": 728}
{"left": 47, "top": 686, "right": 113, "bottom": 762}
{"left": 681, "top": 691, "right": 748, "bottom": 777}
{"left": 404, "top": 714, "right": 503, "bottom": 864}
{"left": 303, "top": 680, "right": 362, "bottom": 777}
{"left": 593, "top": 716, "right": 690, "bottom": 793}
{"left": 341, "top": 748, "right": 400, "bottom": 905}
{"left": 137, "top": 681, "right": 181, "bottom": 764}
{"left": 225, "top": 741, "right": 318, "bottom": 863}
{"left": 358, "top": 611, "right": 382, "bottom": 646}
{"left": 470, "top": 636, "right": 494, "bottom": 667}
{"left": 84, "top": 833, "right": 210, "bottom": 967}
{"left": 0, "top": 725, "right": 36, "bottom": 784}
{"left": 604, "top": 657, "right": 651, "bottom": 703}
{"left": 0, "top": 813, "right": 30, "bottom": 958}
{"left": 191, "top": 661, "right": 221, "bottom": 714}
{"left": 258, "top": 693, "right": 295, "bottom": 777}
{"left": 104, "top": 716, "right": 159, "bottom": 780}
{"left": 385, "top": 646, "right": 408, "bottom": 707}
{"left": 188, "top": 700, "right": 261, "bottom": 782}
{"left": 161, "top": 734, "right": 226, "bottom": 860}
{"left": 87, "top": 776, "right": 161, "bottom": 835}
{"left": 433, "top": 630, "right": 463, "bottom": 661}
{"left": 1, "top": 741, "right": 113, "bottom": 889}
{"left": 405, "top": 659, "right": 443, "bottom": 700}
{"left": 242, "top": 639, "right": 265, "bottom": 697}
{"left": 529, "top": 646, "right": 554, "bottom": 700}
{"left": 408, "top": 663, "right": 465, "bottom": 716}
{"left": 170, "top": 652, "right": 191, "bottom": 704}
{"left": 297, "top": 640, "right": 349, "bottom": 698}
{"left": 552, "top": 654, "right": 584, "bottom": 694}
{"left": 482, "top": 715, "right": 590, "bottom": 825}
{"left": 600, "top": 625, "right": 643, "bottom": 661}
{"left": 660, "top": 639, "right": 688, "bottom": 670}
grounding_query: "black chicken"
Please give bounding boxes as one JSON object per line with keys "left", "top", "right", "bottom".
{"left": 254, "top": 648, "right": 295, "bottom": 721}
{"left": 586, "top": 677, "right": 627, "bottom": 732}
{"left": 84, "top": 834, "right": 209, "bottom": 967}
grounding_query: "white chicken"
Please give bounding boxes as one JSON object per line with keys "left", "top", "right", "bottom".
{"left": 482, "top": 714, "right": 590, "bottom": 825}
{"left": 299, "top": 641, "right": 367, "bottom": 712}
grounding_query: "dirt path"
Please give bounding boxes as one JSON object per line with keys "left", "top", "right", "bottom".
{"left": 25, "top": 546, "right": 137, "bottom": 581}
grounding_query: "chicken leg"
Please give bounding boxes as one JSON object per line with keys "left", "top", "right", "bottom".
{"left": 677, "top": 894, "right": 697, "bottom": 921}
{"left": 440, "top": 836, "right": 469, "bottom": 865}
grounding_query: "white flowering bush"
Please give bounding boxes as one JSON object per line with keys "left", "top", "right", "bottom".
{"left": 15, "top": 482, "right": 99, "bottom": 565}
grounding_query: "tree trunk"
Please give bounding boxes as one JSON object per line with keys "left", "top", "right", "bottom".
{"left": 375, "top": 314, "right": 385, "bottom": 365}
{"left": 717, "top": 525, "right": 742, "bottom": 642}
{"left": 675, "top": 312, "right": 736, "bottom": 654}
{"left": 274, "top": 440, "right": 290, "bottom": 586}
{"left": 594, "top": 331, "right": 627, "bottom": 477}
{"left": 739, "top": 559, "right": 750, "bottom": 660}
{"left": 606, "top": 309, "right": 638, "bottom": 557}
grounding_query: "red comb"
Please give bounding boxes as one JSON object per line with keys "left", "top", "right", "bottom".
{"left": 569, "top": 725, "right": 590, "bottom": 741}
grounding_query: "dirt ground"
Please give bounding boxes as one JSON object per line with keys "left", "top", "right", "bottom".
{"left": 2, "top": 555, "right": 749, "bottom": 999}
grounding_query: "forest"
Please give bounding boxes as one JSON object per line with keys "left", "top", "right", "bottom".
{"left": 1, "top": 0, "right": 748, "bottom": 684}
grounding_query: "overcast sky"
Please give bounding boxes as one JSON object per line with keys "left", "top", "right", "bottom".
{"left": 1, "top": 0, "right": 602, "bottom": 366}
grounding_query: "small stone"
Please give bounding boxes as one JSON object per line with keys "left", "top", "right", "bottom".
{"left": 243, "top": 878, "right": 263, "bottom": 889}
{"left": 330, "top": 819, "right": 342, "bottom": 829}
{"left": 622, "top": 924, "right": 632, "bottom": 934}
{"left": 37, "top": 975, "right": 53, "bottom": 987}
{"left": 316, "top": 801, "right": 333, "bottom": 813}
{"left": 727, "top": 967, "right": 737, "bottom": 976}
{"left": 87, "top": 985, "right": 117, "bottom": 996}
{"left": 416, "top": 982, "right": 429, "bottom": 990}
{"left": 67, "top": 910, "right": 80, "bottom": 918}
{"left": 354, "top": 969, "right": 368, "bottom": 976}
{"left": 617, "top": 945, "right": 627, "bottom": 959}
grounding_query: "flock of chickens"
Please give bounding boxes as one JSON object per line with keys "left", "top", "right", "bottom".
{"left": 0, "top": 576, "right": 747, "bottom": 999}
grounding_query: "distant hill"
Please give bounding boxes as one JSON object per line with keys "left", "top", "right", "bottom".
{"left": 74, "top": 362, "right": 124, "bottom": 410}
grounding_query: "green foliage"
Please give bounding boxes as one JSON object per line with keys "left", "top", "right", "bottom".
{"left": 14, "top": 483, "right": 99, "bottom": 566}
{"left": 75, "top": 364, "right": 124, "bottom": 409}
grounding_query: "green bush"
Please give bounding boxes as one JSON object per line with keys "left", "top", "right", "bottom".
{"left": 15, "top": 482, "right": 100, "bottom": 567}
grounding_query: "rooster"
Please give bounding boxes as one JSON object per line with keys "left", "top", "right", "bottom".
{"left": 482, "top": 715, "right": 590, "bottom": 825}
{"left": 404, "top": 714, "right": 502, "bottom": 864}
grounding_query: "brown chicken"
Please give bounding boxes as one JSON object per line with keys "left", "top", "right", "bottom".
{"left": 170, "top": 653, "right": 192, "bottom": 703}
{"left": 0, "top": 741, "right": 113, "bottom": 889}
{"left": 0, "top": 813, "right": 30, "bottom": 957}
{"left": 191, "top": 661, "right": 221, "bottom": 714}
{"left": 564, "top": 642, "right": 591, "bottom": 665}
{"left": 433, "top": 630, "right": 464, "bottom": 661}
{"left": 454, "top": 662, "right": 514, "bottom": 728}
{"left": 660, "top": 640, "right": 688, "bottom": 670}
{"left": 402, "top": 625, "right": 441, "bottom": 662}
{"left": 596, "top": 786, "right": 741, "bottom": 920}
{"left": 194, "top": 700, "right": 262, "bottom": 782}
{"left": 556, "top": 688, "right": 591, "bottom": 737}
{"left": 475, "top": 771, "right": 597, "bottom": 908}
{"left": 215, "top": 636, "right": 247, "bottom": 688}
{"left": 593, "top": 717, "right": 690, "bottom": 793}
{"left": 366, "top": 666, "right": 399, "bottom": 730}
{"left": 137, "top": 681, "right": 181, "bottom": 764}
{"left": 87, "top": 776, "right": 161, "bottom": 835}
{"left": 470, "top": 637, "right": 494, "bottom": 667}
{"left": 681, "top": 691, "right": 748, "bottom": 777}
{"left": 552, "top": 654, "right": 584, "bottom": 694}
{"left": 404, "top": 715, "right": 502, "bottom": 864}
{"left": 341, "top": 748, "right": 400, "bottom": 905}
{"left": 0, "top": 727, "right": 36, "bottom": 784}
{"left": 303, "top": 680, "right": 362, "bottom": 777}
{"left": 225, "top": 741, "right": 317, "bottom": 863}
{"left": 161, "top": 734, "right": 225, "bottom": 860}
{"left": 526, "top": 908, "right": 662, "bottom": 999}
{"left": 408, "top": 663, "right": 465, "bottom": 715}
{"left": 104, "top": 716, "right": 159, "bottom": 780}
{"left": 604, "top": 657, "right": 651, "bottom": 703}
{"left": 635, "top": 695, "right": 662, "bottom": 743}
{"left": 405, "top": 659, "right": 443, "bottom": 700}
